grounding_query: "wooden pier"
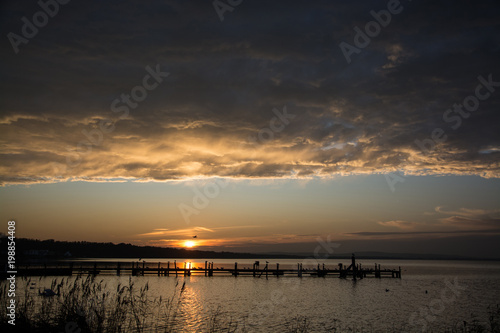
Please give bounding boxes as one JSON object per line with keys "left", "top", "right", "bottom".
{"left": 2, "top": 256, "right": 401, "bottom": 279}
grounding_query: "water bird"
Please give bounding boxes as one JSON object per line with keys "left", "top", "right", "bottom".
{"left": 385, "top": 289, "right": 390, "bottom": 292}
{"left": 39, "top": 288, "right": 58, "bottom": 297}
{"left": 425, "top": 290, "right": 428, "bottom": 294}
{"left": 193, "top": 235, "right": 197, "bottom": 238}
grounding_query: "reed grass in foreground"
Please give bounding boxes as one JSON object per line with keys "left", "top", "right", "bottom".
{"left": 1, "top": 276, "right": 195, "bottom": 332}
{"left": 0, "top": 277, "right": 499, "bottom": 332}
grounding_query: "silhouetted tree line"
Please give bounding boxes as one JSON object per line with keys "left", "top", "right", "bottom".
{"left": 0, "top": 237, "right": 300, "bottom": 260}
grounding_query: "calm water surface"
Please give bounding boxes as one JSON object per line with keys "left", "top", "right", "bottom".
{"left": 30, "top": 259, "right": 500, "bottom": 332}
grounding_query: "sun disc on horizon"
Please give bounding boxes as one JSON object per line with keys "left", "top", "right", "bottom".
{"left": 184, "top": 240, "right": 196, "bottom": 248}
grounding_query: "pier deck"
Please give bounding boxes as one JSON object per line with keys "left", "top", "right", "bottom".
{"left": 2, "top": 259, "right": 401, "bottom": 279}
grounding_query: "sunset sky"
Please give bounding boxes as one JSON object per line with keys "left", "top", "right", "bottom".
{"left": 1, "top": 0, "right": 499, "bottom": 258}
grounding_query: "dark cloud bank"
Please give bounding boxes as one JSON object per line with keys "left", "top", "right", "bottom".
{"left": 1, "top": 0, "right": 500, "bottom": 185}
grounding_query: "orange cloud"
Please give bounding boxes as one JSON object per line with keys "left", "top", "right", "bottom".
{"left": 377, "top": 220, "right": 418, "bottom": 230}
{"left": 436, "top": 206, "right": 500, "bottom": 229}
{"left": 137, "top": 227, "right": 215, "bottom": 238}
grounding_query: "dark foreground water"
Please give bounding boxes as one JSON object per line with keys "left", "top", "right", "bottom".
{"left": 18, "top": 259, "right": 500, "bottom": 332}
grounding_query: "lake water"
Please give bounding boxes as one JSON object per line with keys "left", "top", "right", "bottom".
{"left": 22, "top": 259, "right": 500, "bottom": 332}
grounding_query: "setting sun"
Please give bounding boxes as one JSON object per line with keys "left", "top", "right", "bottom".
{"left": 184, "top": 240, "right": 196, "bottom": 248}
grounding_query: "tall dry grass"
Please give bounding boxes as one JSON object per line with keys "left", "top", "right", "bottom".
{"left": 0, "top": 276, "right": 191, "bottom": 332}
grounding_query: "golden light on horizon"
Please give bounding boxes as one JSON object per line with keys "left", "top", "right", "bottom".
{"left": 184, "top": 240, "right": 196, "bottom": 248}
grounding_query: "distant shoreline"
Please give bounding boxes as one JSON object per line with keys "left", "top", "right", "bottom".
{"left": 64, "top": 256, "right": 500, "bottom": 261}
{"left": 2, "top": 237, "right": 499, "bottom": 262}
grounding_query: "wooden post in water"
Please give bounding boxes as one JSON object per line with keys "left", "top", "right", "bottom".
{"left": 265, "top": 262, "right": 268, "bottom": 279}
{"left": 175, "top": 260, "right": 177, "bottom": 277}
{"left": 117, "top": 262, "right": 121, "bottom": 276}
{"left": 205, "top": 261, "right": 207, "bottom": 277}
{"left": 157, "top": 262, "right": 161, "bottom": 276}
{"left": 351, "top": 254, "right": 356, "bottom": 281}
{"left": 276, "top": 263, "right": 279, "bottom": 277}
